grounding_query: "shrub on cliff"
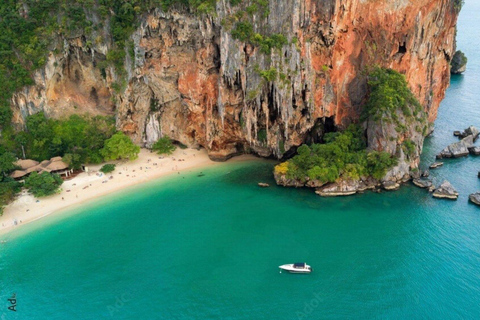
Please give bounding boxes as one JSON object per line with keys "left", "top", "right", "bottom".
{"left": 362, "top": 67, "right": 422, "bottom": 123}
{"left": 152, "top": 136, "right": 176, "bottom": 155}
{"left": 101, "top": 132, "right": 140, "bottom": 161}
{"left": 25, "top": 172, "right": 63, "bottom": 198}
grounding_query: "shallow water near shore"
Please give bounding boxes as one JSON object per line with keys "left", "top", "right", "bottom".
{"left": 2, "top": 2, "right": 480, "bottom": 319}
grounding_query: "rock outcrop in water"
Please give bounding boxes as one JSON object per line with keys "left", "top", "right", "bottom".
{"left": 8, "top": 0, "right": 459, "bottom": 165}
{"left": 433, "top": 180, "right": 459, "bottom": 200}
{"left": 469, "top": 193, "right": 480, "bottom": 206}
{"left": 437, "top": 126, "right": 479, "bottom": 158}
{"left": 450, "top": 50, "right": 467, "bottom": 74}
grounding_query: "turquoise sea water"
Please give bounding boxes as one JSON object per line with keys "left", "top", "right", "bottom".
{"left": 2, "top": 2, "right": 480, "bottom": 319}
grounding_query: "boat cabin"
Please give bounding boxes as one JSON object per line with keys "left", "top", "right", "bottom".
{"left": 293, "top": 263, "right": 306, "bottom": 268}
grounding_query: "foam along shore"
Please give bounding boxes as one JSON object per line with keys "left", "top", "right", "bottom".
{"left": 0, "top": 148, "right": 257, "bottom": 233}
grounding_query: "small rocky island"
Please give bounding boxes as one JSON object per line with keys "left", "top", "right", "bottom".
{"left": 275, "top": 68, "right": 428, "bottom": 197}
{"left": 450, "top": 50, "right": 468, "bottom": 74}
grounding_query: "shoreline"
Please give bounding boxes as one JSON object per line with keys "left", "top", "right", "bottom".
{"left": 0, "top": 148, "right": 258, "bottom": 235}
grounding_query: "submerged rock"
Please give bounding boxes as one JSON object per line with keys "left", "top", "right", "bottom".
{"left": 429, "top": 162, "right": 444, "bottom": 169}
{"left": 432, "top": 181, "right": 459, "bottom": 200}
{"left": 422, "top": 170, "right": 430, "bottom": 178}
{"left": 412, "top": 179, "right": 433, "bottom": 189}
{"left": 469, "top": 193, "right": 480, "bottom": 206}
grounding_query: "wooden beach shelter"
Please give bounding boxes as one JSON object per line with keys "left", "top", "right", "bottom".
{"left": 10, "top": 170, "right": 28, "bottom": 179}
{"left": 46, "top": 158, "right": 72, "bottom": 177}
{"left": 14, "top": 159, "right": 39, "bottom": 170}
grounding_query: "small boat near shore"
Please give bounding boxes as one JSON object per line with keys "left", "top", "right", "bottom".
{"left": 279, "top": 262, "right": 312, "bottom": 273}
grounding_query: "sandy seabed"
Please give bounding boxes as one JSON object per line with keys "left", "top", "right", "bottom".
{"left": 0, "top": 148, "right": 257, "bottom": 234}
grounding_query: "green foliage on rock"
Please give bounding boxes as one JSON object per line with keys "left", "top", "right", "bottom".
{"left": 402, "top": 139, "right": 416, "bottom": 158}
{"left": 362, "top": 67, "right": 422, "bottom": 123}
{"left": 453, "top": 0, "right": 464, "bottom": 11}
{"left": 100, "top": 164, "right": 116, "bottom": 173}
{"left": 275, "top": 125, "right": 397, "bottom": 184}
{"left": 25, "top": 171, "right": 63, "bottom": 198}
{"left": 100, "top": 132, "right": 140, "bottom": 161}
{"left": 152, "top": 136, "right": 177, "bottom": 155}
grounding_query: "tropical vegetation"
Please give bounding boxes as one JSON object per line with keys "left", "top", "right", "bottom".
{"left": 100, "top": 132, "right": 140, "bottom": 161}
{"left": 152, "top": 136, "right": 176, "bottom": 155}
{"left": 24, "top": 171, "right": 63, "bottom": 198}
{"left": 275, "top": 67, "right": 425, "bottom": 184}
{"left": 100, "top": 164, "right": 116, "bottom": 174}
{"left": 274, "top": 125, "right": 397, "bottom": 184}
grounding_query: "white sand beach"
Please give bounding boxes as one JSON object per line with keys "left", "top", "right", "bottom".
{"left": 0, "top": 148, "right": 256, "bottom": 234}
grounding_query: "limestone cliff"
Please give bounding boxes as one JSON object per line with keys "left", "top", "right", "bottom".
{"left": 10, "top": 0, "right": 459, "bottom": 162}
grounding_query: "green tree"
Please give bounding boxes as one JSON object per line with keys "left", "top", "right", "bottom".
{"left": 63, "top": 153, "right": 81, "bottom": 170}
{"left": 25, "top": 171, "right": 63, "bottom": 197}
{"left": 100, "top": 164, "right": 116, "bottom": 173}
{"left": 0, "top": 177, "right": 22, "bottom": 215}
{"left": 0, "top": 152, "right": 17, "bottom": 176}
{"left": 151, "top": 136, "right": 176, "bottom": 155}
{"left": 367, "top": 151, "right": 398, "bottom": 180}
{"left": 277, "top": 124, "right": 398, "bottom": 183}
{"left": 100, "top": 132, "right": 140, "bottom": 161}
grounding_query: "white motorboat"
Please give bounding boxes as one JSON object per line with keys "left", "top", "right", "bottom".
{"left": 279, "top": 262, "right": 312, "bottom": 273}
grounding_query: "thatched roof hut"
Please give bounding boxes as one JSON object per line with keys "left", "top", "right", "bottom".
{"left": 14, "top": 159, "right": 39, "bottom": 170}
{"left": 26, "top": 165, "right": 43, "bottom": 174}
{"left": 10, "top": 170, "right": 28, "bottom": 179}
{"left": 46, "top": 160, "right": 69, "bottom": 171}
{"left": 10, "top": 156, "right": 70, "bottom": 179}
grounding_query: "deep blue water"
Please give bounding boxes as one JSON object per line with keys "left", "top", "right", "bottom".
{"left": 1, "top": 2, "right": 480, "bottom": 319}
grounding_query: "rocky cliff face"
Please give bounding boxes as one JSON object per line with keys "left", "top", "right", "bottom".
{"left": 10, "top": 0, "right": 459, "bottom": 162}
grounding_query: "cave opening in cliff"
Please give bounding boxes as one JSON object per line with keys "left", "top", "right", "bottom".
{"left": 397, "top": 42, "right": 407, "bottom": 54}
{"left": 304, "top": 117, "right": 337, "bottom": 145}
